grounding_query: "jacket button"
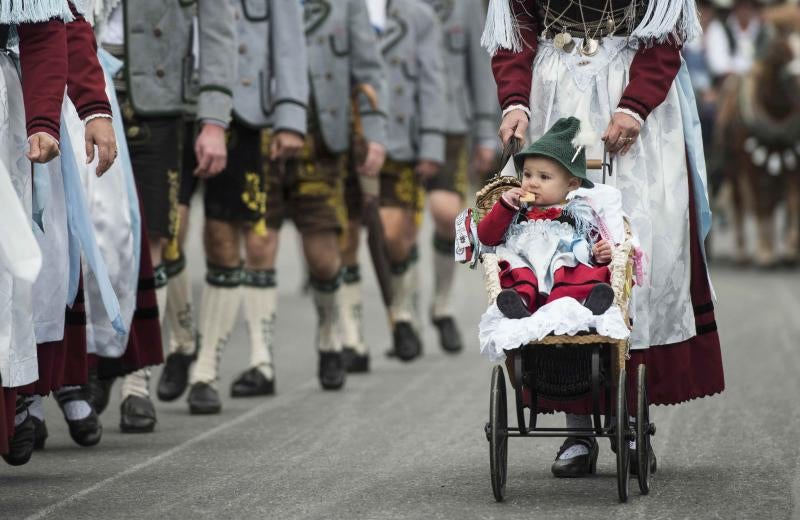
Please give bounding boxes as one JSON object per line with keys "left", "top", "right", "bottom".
{"left": 330, "top": 108, "right": 338, "bottom": 117}
{"left": 239, "top": 44, "right": 247, "bottom": 55}
{"left": 127, "top": 126, "right": 141, "bottom": 138}
{"left": 395, "top": 115, "right": 405, "bottom": 124}
{"left": 153, "top": 27, "right": 162, "bottom": 37}
{"left": 156, "top": 68, "right": 165, "bottom": 78}
{"left": 241, "top": 78, "right": 253, "bottom": 87}
{"left": 318, "top": 36, "right": 325, "bottom": 45}
{"left": 395, "top": 86, "right": 404, "bottom": 95}
{"left": 325, "top": 72, "right": 333, "bottom": 81}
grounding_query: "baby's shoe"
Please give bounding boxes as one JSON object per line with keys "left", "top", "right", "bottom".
{"left": 496, "top": 289, "right": 531, "bottom": 319}
{"left": 583, "top": 283, "right": 615, "bottom": 315}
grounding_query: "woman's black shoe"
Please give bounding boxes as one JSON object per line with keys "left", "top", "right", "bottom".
{"left": 551, "top": 437, "right": 599, "bottom": 478}
{"left": 496, "top": 289, "right": 532, "bottom": 319}
{"left": 32, "top": 417, "right": 48, "bottom": 450}
{"left": 583, "top": 283, "right": 615, "bottom": 315}
{"left": 55, "top": 388, "right": 103, "bottom": 447}
{"left": 230, "top": 367, "right": 275, "bottom": 397}
{"left": 86, "top": 371, "right": 114, "bottom": 415}
{"left": 319, "top": 352, "right": 346, "bottom": 390}
{"left": 119, "top": 395, "right": 157, "bottom": 433}
{"left": 157, "top": 352, "right": 195, "bottom": 402}
{"left": 187, "top": 382, "right": 222, "bottom": 414}
{"left": 2, "top": 400, "right": 35, "bottom": 466}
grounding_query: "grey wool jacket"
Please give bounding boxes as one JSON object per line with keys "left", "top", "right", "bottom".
{"left": 303, "top": 0, "right": 389, "bottom": 152}
{"left": 232, "top": 0, "right": 308, "bottom": 134}
{"left": 422, "top": 0, "right": 499, "bottom": 143}
{"left": 380, "top": 0, "right": 447, "bottom": 163}
{"left": 122, "top": 0, "right": 236, "bottom": 124}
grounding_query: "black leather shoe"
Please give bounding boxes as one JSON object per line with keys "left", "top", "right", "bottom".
{"left": 343, "top": 347, "right": 370, "bottom": 373}
{"left": 2, "top": 402, "right": 35, "bottom": 466}
{"left": 496, "top": 289, "right": 531, "bottom": 319}
{"left": 32, "top": 417, "right": 48, "bottom": 450}
{"left": 187, "top": 382, "right": 221, "bottom": 414}
{"left": 583, "top": 283, "right": 615, "bottom": 315}
{"left": 551, "top": 437, "right": 599, "bottom": 478}
{"left": 157, "top": 352, "right": 195, "bottom": 402}
{"left": 319, "top": 352, "right": 346, "bottom": 390}
{"left": 432, "top": 316, "right": 463, "bottom": 353}
{"left": 86, "top": 372, "right": 114, "bottom": 415}
{"left": 630, "top": 446, "right": 658, "bottom": 475}
{"left": 55, "top": 388, "right": 103, "bottom": 446}
{"left": 119, "top": 395, "right": 157, "bottom": 433}
{"left": 231, "top": 367, "right": 275, "bottom": 397}
{"left": 391, "top": 322, "right": 422, "bottom": 362}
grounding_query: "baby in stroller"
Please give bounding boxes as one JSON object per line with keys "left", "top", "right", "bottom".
{"left": 477, "top": 117, "right": 616, "bottom": 321}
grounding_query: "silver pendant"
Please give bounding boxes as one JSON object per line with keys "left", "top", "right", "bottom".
{"left": 553, "top": 31, "right": 573, "bottom": 51}
{"left": 605, "top": 17, "right": 616, "bottom": 34}
{"left": 581, "top": 38, "right": 600, "bottom": 56}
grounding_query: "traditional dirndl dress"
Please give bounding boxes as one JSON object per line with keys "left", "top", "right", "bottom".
{"left": 526, "top": 37, "right": 724, "bottom": 410}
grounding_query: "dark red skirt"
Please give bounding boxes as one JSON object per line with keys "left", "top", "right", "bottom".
{"left": 535, "top": 173, "right": 724, "bottom": 413}
{"left": 0, "top": 387, "right": 11, "bottom": 454}
{"left": 90, "top": 216, "right": 163, "bottom": 380}
{"left": 18, "top": 283, "right": 88, "bottom": 397}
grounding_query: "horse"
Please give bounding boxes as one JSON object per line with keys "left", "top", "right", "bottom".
{"left": 713, "top": 6, "right": 800, "bottom": 267}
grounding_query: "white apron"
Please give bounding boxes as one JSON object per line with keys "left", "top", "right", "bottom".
{"left": 0, "top": 53, "right": 39, "bottom": 386}
{"left": 528, "top": 37, "right": 697, "bottom": 350}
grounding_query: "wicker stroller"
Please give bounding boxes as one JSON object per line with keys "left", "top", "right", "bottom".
{"left": 477, "top": 148, "right": 655, "bottom": 503}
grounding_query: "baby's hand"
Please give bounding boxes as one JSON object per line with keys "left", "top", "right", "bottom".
{"left": 501, "top": 187, "right": 525, "bottom": 208}
{"left": 593, "top": 240, "right": 613, "bottom": 264}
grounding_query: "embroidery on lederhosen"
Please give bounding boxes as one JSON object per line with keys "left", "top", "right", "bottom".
{"left": 391, "top": 161, "right": 426, "bottom": 227}
{"left": 241, "top": 130, "right": 270, "bottom": 237}
{"left": 163, "top": 168, "right": 181, "bottom": 262}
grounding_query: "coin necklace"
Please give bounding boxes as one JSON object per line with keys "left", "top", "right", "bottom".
{"left": 577, "top": 0, "right": 609, "bottom": 56}
{"left": 542, "top": 0, "right": 576, "bottom": 52}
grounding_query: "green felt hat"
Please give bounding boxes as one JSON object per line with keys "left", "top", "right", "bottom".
{"left": 513, "top": 117, "right": 594, "bottom": 188}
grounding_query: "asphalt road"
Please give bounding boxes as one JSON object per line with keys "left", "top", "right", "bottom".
{"left": 2, "top": 210, "right": 800, "bottom": 520}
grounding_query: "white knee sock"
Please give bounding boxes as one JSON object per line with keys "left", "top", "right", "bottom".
{"left": 55, "top": 386, "right": 92, "bottom": 420}
{"left": 560, "top": 414, "right": 592, "bottom": 459}
{"left": 432, "top": 235, "right": 455, "bottom": 319}
{"left": 121, "top": 368, "right": 151, "bottom": 399}
{"left": 311, "top": 277, "right": 342, "bottom": 353}
{"left": 190, "top": 272, "right": 242, "bottom": 387}
{"left": 339, "top": 265, "right": 366, "bottom": 355}
{"left": 166, "top": 256, "right": 196, "bottom": 356}
{"left": 243, "top": 269, "right": 277, "bottom": 380}
{"left": 154, "top": 264, "right": 168, "bottom": 326}
{"left": 25, "top": 395, "right": 44, "bottom": 421}
{"left": 389, "top": 256, "right": 417, "bottom": 324}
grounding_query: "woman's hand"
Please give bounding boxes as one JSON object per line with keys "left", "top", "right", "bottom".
{"left": 501, "top": 187, "right": 526, "bottom": 208}
{"left": 85, "top": 117, "right": 118, "bottom": 176}
{"left": 592, "top": 239, "right": 613, "bottom": 264}
{"left": 601, "top": 112, "right": 641, "bottom": 156}
{"left": 27, "top": 132, "right": 60, "bottom": 165}
{"left": 498, "top": 109, "right": 529, "bottom": 146}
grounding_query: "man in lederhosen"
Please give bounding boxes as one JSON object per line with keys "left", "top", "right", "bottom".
{"left": 95, "top": 0, "right": 236, "bottom": 431}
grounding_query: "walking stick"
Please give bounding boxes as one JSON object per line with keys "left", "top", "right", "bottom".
{"left": 351, "top": 83, "right": 393, "bottom": 309}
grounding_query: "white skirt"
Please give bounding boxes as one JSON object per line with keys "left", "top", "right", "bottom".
{"left": 529, "top": 37, "right": 696, "bottom": 350}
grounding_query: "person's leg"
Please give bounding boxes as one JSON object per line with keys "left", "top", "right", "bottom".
{"left": 186, "top": 219, "right": 243, "bottom": 414}
{"left": 340, "top": 169, "right": 369, "bottom": 371}
{"left": 233, "top": 227, "right": 280, "bottom": 397}
{"left": 121, "top": 110, "right": 182, "bottom": 432}
{"left": 424, "top": 136, "right": 469, "bottom": 352}
{"left": 380, "top": 161, "right": 423, "bottom": 361}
